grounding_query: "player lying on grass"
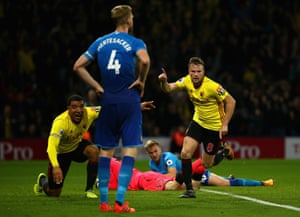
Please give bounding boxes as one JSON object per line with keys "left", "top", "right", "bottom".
{"left": 96, "top": 157, "right": 273, "bottom": 191}
{"left": 144, "top": 139, "right": 234, "bottom": 179}
{"left": 143, "top": 139, "right": 273, "bottom": 188}
{"left": 33, "top": 94, "right": 155, "bottom": 198}
{"left": 102, "top": 158, "right": 176, "bottom": 191}
{"left": 189, "top": 158, "right": 273, "bottom": 188}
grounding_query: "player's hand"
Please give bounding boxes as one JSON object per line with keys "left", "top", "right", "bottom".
{"left": 141, "top": 101, "right": 156, "bottom": 111}
{"left": 219, "top": 125, "right": 228, "bottom": 139}
{"left": 52, "top": 167, "right": 63, "bottom": 184}
{"left": 158, "top": 68, "right": 168, "bottom": 82}
{"left": 95, "top": 85, "right": 104, "bottom": 95}
{"left": 128, "top": 79, "right": 145, "bottom": 97}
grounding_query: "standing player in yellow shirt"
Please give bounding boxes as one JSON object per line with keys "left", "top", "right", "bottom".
{"left": 158, "top": 57, "right": 236, "bottom": 198}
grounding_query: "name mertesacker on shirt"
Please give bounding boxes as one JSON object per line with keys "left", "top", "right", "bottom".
{"left": 97, "top": 37, "right": 132, "bottom": 52}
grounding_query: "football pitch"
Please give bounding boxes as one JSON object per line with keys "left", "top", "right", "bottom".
{"left": 0, "top": 159, "right": 299, "bottom": 217}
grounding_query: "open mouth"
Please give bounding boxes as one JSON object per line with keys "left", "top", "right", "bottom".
{"left": 74, "top": 113, "right": 83, "bottom": 121}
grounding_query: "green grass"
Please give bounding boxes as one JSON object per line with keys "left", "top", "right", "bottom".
{"left": 1, "top": 159, "right": 300, "bottom": 217}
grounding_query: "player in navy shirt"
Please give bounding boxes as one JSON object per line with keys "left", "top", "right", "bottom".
{"left": 73, "top": 5, "right": 150, "bottom": 213}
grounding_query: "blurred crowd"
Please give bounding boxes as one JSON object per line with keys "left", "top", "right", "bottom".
{"left": 0, "top": 0, "right": 300, "bottom": 139}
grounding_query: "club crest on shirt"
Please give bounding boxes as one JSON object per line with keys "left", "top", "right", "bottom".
{"left": 166, "top": 159, "right": 173, "bottom": 166}
{"left": 216, "top": 86, "right": 225, "bottom": 96}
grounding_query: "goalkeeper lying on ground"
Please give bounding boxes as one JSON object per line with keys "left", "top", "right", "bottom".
{"left": 96, "top": 158, "right": 273, "bottom": 191}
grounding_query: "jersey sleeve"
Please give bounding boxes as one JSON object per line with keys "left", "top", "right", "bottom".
{"left": 215, "top": 83, "right": 229, "bottom": 101}
{"left": 175, "top": 75, "right": 188, "bottom": 89}
{"left": 46, "top": 119, "right": 65, "bottom": 167}
{"left": 134, "top": 38, "right": 147, "bottom": 53}
{"left": 83, "top": 38, "right": 101, "bottom": 61}
{"left": 164, "top": 154, "right": 178, "bottom": 169}
{"left": 86, "top": 106, "right": 101, "bottom": 120}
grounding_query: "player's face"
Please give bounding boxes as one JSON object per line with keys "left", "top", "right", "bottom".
{"left": 68, "top": 100, "right": 84, "bottom": 124}
{"left": 188, "top": 64, "right": 205, "bottom": 88}
{"left": 146, "top": 144, "right": 162, "bottom": 163}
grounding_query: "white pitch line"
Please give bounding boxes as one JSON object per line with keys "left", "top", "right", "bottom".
{"left": 201, "top": 189, "right": 300, "bottom": 212}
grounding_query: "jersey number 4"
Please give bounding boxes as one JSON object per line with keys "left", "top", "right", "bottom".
{"left": 107, "top": 50, "right": 121, "bottom": 75}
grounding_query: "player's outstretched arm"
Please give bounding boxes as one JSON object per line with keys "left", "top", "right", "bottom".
{"left": 158, "top": 68, "right": 178, "bottom": 92}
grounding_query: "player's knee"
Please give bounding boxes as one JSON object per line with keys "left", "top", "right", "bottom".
{"left": 181, "top": 150, "right": 192, "bottom": 159}
{"left": 85, "top": 145, "right": 99, "bottom": 161}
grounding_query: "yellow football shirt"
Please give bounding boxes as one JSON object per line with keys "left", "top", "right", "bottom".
{"left": 47, "top": 106, "right": 101, "bottom": 167}
{"left": 176, "top": 75, "right": 228, "bottom": 131}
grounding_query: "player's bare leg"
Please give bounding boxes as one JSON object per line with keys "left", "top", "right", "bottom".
{"left": 202, "top": 152, "right": 215, "bottom": 168}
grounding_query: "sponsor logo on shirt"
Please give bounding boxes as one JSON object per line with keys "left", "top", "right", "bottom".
{"left": 216, "top": 86, "right": 225, "bottom": 96}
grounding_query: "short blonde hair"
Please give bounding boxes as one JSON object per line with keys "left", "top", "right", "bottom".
{"left": 111, "top": 5, "right": 132, "bottom": 25}
{"left": 144, "top": 139, "right": 160, "bottom": 149}
{"left": 188, "top": 57, "right": 205, "bottom": 69}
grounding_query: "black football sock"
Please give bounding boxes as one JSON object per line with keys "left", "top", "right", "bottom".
{"left": 192, "top": 173, "right": 203, "bottom": 181}
{"left": 85, "top": 160, "right": 98, "bottom": 191}
{"left": 175, "top": 173, "right": 184, "bottom": 185}
{"left": 213, "top": 151, "right": 225, "bottom": 166}
{"left": 182, "top": 159, "right": 193, "bottom": 190}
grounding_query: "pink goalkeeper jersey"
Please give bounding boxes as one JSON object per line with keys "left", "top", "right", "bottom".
{"left": 108, "top": 158, "right": 174, "bottom": 191}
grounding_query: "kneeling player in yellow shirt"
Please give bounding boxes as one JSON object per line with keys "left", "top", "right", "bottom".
{"left": 33, "top": 94, "right": 155, "bottom": 198}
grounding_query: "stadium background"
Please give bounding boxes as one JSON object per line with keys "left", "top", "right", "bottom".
{"left": 0, "top": 0, "right": 300, "bottom": 160}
